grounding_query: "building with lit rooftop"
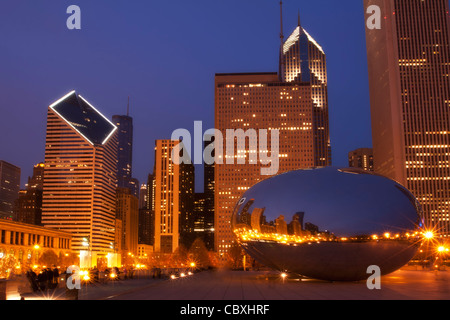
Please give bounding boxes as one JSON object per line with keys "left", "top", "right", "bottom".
{"left": 41, "top": 91, "right": 118, "bottom": 261}
{"left": 214, "top": 5, "right": 331, "bottom": 256}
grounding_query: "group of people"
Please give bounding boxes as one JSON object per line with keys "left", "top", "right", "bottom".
{"left": 26, "top": 266, "right": 60, "bottom": 292}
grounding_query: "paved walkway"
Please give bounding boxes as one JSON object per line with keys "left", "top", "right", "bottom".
{"left": 20, "top": 269, "right": 450, "bottom": 300}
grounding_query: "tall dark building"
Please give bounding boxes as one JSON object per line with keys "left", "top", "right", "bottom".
{"left": 14, "top": 163, "right": 44, "bottom": 225}
{"left": 202, "top": 136, "right": 215, "bottom": 250}
{"left": 113, "top": 100, "right": 139, "bottom": 199}
{"left": 138, "top": 174, "right": 155, "bottom": 246}
{"left": 0, "top": 160, "right": 21, "bottom": 220}
{"left": 348, "top": 148, "right": 374, "bottom": 172}
{"left": 365, "top": 0, "right": 450, "bottom": 236}
{"left": 138, "top": 207, "right": 154, "bottom": 246}
{"left": 179, "top": 161, "right": 196, "bottom": 250}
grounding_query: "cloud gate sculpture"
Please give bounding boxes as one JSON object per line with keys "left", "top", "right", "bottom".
{"left": 231, "top": 167, "right": 424, "bottom": 281}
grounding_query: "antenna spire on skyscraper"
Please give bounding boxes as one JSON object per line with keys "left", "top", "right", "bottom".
{"left": 279, "top": 1, "right": 285, "bottom": 81}
{"left": 127, "top": 96, "right": 130, "bottom": 117}
{"left": 280, "top": 1, "right": 284, "bottom": 45}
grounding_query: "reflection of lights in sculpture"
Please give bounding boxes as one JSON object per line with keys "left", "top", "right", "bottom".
{"left": 231, "top": 167, "right": 424, "bottom": 281}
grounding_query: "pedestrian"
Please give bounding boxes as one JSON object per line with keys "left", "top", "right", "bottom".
{"left": 46, "top": 268, "right": 54, "bottom": 290}
{"left": 26, "top": 270, "right": 39, "bottom": 292}
{"left": 37, "top": 270, "right": 47, "bottom": 291}
{"left": 52, "top": 266, "right": 60, "bottom": 289}
{"left": 92, "top": 266, "right": 99, "bottom": 282}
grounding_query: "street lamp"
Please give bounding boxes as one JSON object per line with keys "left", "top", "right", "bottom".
{"left": 424, "top": 231, "right": 435, "bottom": 240}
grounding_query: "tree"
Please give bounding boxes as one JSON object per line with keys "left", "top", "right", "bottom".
{"left": 227, "top": 244, "right": 244, "bottom": 270}
{"left": 58, "top": 252, "right": 78, "bottom": 269}
{"left": 188, "top": 238, "right": 211, "bottom": 269}
{"left": 38, "top": 250, "right": 58, "bottom": 267}
{"left": 0, "top": 255, "right": 18, "bottom": 279}
{"left": 169, "top": 245, "right": 188, "bottom": 268}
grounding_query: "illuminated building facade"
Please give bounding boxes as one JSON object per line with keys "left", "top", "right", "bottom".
{"left": 214, "top": 13, "right": 331, "bottom": 255}
{"left": 0, "top": 219, "right": 72, "bottom": 271}
{"left": 116, "top": 187, "right": 139, "bottom": 255}
{"left": 348, "top": 148, "right": 374, "bottom": 172}
{"left": 365, "top": 0, "right": 450, "bottom": 235}
{"left": 42, "top": 91, "right": 118, "bottom": 255}
{"left": 153, "top": 140, "right": 195, "bottom": 253}
{"left": 0, "top": 160, "right": 21, "bottom": 220}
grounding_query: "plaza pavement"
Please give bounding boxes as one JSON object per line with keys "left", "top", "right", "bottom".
{"left": 19, "top": 268, "right": 450, "bottom": 300}
{"left": 89, "top": 269, "right": 450, "bottom": 300}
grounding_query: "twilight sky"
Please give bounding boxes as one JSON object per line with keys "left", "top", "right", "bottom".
{"left": 0, "top": 0, "right": 372, "bottom": 191}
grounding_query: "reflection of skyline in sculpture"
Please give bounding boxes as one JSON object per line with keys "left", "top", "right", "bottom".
{"left": 251, "top": 207, "right": 264, "bottom": 234}
{"left": 239, "top": 199, "right": 254, "bottom": 227}
{"left": 288, "top": 213, "right": 303, "bottom": 237}
{"left": 235, "top": 195, "right": 324, "bottom": 239}
{"left": 231, "top": 167, "right": 423, "bottom": 281}
{"left": 275, "top": 215, "right": 287, "bottom": 235}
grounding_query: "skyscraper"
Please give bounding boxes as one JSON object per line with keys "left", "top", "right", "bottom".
{"left": 113, "top": 101, "right": 139, "bottom": 199}
{"left": 365, "top": 0, "right": 450, "bottom": 236}
{"left": 116, "top": 187, "right": 139, "bottom": 255}
{"left": 14, "top": 163, "right": 45, "bottom": 225}
{"left": 0, "top": 160, "right": 21, "bottom": 220}
{"left": 42, "top": 91, "right": 118, "bottom": 255}
{"left": 348, "top": 148, "right": 374, "bottom": 172}
{"left": 139, "top": 183, "right": 148, "bottom": 209}
{"left": 214, "top": 6, "right": 331, "bottom": 255}
{"left": 153, "top": 140, "right": 195, "bottom": 253}
{"left": 138, "top": 174, "right": 155, "bottom": 246}
{"left": 202, "top": 136, "right": 215, "bottom": 250}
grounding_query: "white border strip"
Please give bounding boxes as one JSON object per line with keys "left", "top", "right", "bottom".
{"left": 49, "top": 90, "right": 94, "bottom": 146}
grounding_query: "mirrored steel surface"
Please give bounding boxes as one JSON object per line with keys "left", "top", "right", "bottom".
{"left": 232, "top": 167, "right": 424, "bottom": 281}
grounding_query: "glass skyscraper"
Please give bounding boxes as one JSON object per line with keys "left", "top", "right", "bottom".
{"left": 0, "top": 160, "right": 21, "bottom": 220}
{"left": 113, "top": 113, "right": 139, "bottom": 199}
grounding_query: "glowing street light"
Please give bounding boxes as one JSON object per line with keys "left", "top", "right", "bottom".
{"left": 424, "top": 231, "right": 435, "bottom": 240}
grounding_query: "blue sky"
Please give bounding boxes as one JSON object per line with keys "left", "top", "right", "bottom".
{"left": 0, "top": 0, "right": 372, "bottom": 191}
